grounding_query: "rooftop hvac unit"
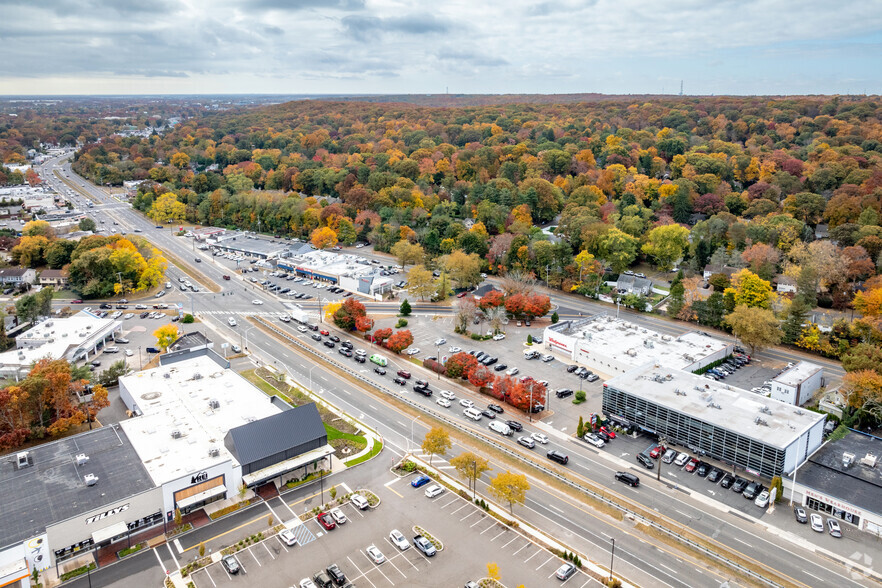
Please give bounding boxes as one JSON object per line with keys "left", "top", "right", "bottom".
{"left": 84, "top": 473, "right": 99, "bottom": 486}
{"left": 208, "top": 399, "right": 220, "bottom": 409}
{"left": 164, "top": 373, "right": 171, "bottom": 378}
{"left": 208, "top": 447, "right": 220, "bottom": 457}
{"left": 75, "top": 453, "right": 89, "bottom": 466}
{"left": 860, "top": 453, "right": 878, "bottom": 469}
{"left": 171, "top": 429, "right": 182, "bottom": 439}
{"left": 193, "top": 373, "right": 202, "bottom": 380}
{"left": 16, "top": 452, "right": 29, "bottom": 468}
{"left": 842, "top": 452, "right": 856, "bottom": 468}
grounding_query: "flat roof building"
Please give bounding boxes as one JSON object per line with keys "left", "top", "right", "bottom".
{"left": 208, "top": 231, "right": 288, "bottom": 258}
{"left": 545, "top": 314, "right": 733, "bottom": 376}
{"left": 0, "top": 311, "right": 121, "bottom": 380}
{"left": 602, "top": 363, "right": 826, "bottom": 478}
{"left": 0, "top": 425, "right": 161, "bottom": 567}
{"left": 771, "top": 361, "right": 824, "bottom": 406}
{"left": 278, "top": 250, "right": 394, "bottom": 297}
{"left": 793, "top": 431, "right": 882, "bottom": 535}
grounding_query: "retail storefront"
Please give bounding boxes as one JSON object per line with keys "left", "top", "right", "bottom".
{"left": 161, "top": 461, "right": 237, "bottom": 519}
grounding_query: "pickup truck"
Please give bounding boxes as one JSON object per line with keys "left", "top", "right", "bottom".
{"left": 413, "top": 534, "right": 436, "bottom": 557}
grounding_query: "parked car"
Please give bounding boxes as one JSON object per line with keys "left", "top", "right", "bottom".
{"left": 636, "top": 453, "right": 655, "bottom": 469}
{"left": 731, "top": 477, "right": 749, "bottom": 493}
{"left": 366, "top": 544, "right": 385, "bottom": 564}
{"left": 279, "top": 529, "right": 297, "bottom": 546}
{"left": 584, "top": 433, "right": 605, "bottom": 448}
{"left": 827, "top": 518, "right": 842, "bottom": 537}
{"left": 810, "top": 513, "right": 824, "bottom": 532}
{"left": 684, "top": 458, "right": 700, "bottom": 473}
{"left": 555, "top": 388, "right": 574, "bottom": 399}
{"left": 389, "top": 529, "right": 410, "bottom": 550}
{"left": 754, "top": 490, "right": 770, "bottom": 508}
{"left": 674, "top": 453, "right": 690, "bottom": 467}
{"left": 317, "top": 512, "right": 336, "bottom": 530}
{"left": 325, "top": 564, "right": 346, "bottom": 585}
{"left": 424, "top": 485, "right": 444, "bottom": 498}
{"left": 330, "top": 507, "right": 347, "bottom": 525}
{"left": 707, "top": 468, "right": 723, "bottom": 483}
{"left": 555, "top": 563, "right": 577, "bottom": 580}
{"left": 221, "top": 555, "right": 240, "bottom": 574}
{"left": 411, "top": 474, "right": 431, "bottom": 488}
{"left": 649, "top": 444, "right": 665, "bottom": 458}
{"left": 661, "top": 449, "right": 678, "bottom": 464}
{"left": 720, "top": 474, "right": 735, "bottom": 489}
{"left": 743, "top": 481, "right": 761, "bottom": 500}
{"left": 794, "top": 507, "right": 808, "bottom": 524}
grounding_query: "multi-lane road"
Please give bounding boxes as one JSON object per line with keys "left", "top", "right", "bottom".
{"left": 38, "top": 155, "right": 876, "bottom": 587}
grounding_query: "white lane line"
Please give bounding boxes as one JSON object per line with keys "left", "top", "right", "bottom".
{"left": 491, "top": 529, "right": 507, "bottom": 541}
{"left": 200, "top": 568, "right": 218, "bottom": 587}
{"left": 369, "top": 405, "right": 378, "bottom": 411}
{"left": 450, "top": 503, "right": 469, "bottom": 515}
{"left": 469, "top": 516, "right": 486, "bottom": 528}
{"left": 548, "top": 503, "right": 564, "bottom": 514}
{"left": 536, "top": 555, "right": 555, "bottom": 571}
{"left": 347, "top": 555, "right": 378, "bottom": 588}
{"left": 523, "top": 549, "right": 541, "bottom": 563}
{"left": 501, "top": 537, "right": 518, "bottom": 549}
{"left": 512, "top": 542, "right": 530, "bottom": 556}
{"left": 165, "top": 542, "right": 180, "bottom": 569}
{"left": 659, "top": 563, "right": 678, "bottom": 575}
{"left": 261, "top": 541, "right": 275, "bottom": 560}
{"left": 460, "top": 509, "right": 477, "bottom": 521}
{"left": 360, "top": 550, "right": 395, "bottom": 586}
{"left": 152, "top": 548, "right": 166, "bottom": 573}
{"left": 235, "top": 557, "right": 247, "bottom": 574}
{"left": 730, "top": 535, "right": 751, "bottom": 547}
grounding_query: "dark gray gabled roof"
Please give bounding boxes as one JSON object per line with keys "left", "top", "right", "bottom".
{"left": 224, "top": 402, "right": 326, "bottom": 466}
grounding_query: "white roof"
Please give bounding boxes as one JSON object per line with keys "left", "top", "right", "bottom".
{"left": 555, "top": 315, "right": 729, "bottom": 369}
{"left": 0, "top": 311, "right": 119, "bottom": 367}
{"left": 118, "top": 355, "right": 282, "bottom": 485}
{"left": 773, "top": 361, "right": 823, "bottom": 387}
{"left": 605, "top": 363, "right": 825, "bottom": 450}
{"left": 287, "top": 250, "right": 388, "bottom": 280}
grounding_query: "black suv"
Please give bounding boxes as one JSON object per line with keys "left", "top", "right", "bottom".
{"left": 695, "top": 462, "right": 710, "bottom": 477}
{"left": 393, "top": 376, "right": 407, "bottom": 385}
{"left": 506, "top": 420, "right": 523, "bottom": 431}
{"left": 615, "top": 472, "right": 640, "bottom": 487}
{"left": 743, "top": 481, "right": 761, "bottom": 499}
{"left": 731, "top": 477, "right": 749, "bottom": 493}
{"left": 413, "top": 384, "right": 432, "bottom": 396}
{"left": 636, "top": 453, "right": 655, "bottom": 469}
{"left": 547, "top": 450, "right": 569, "bottom": 465}
{"left": 323, "top": 340, "right": 335, "bottom": 348}
{"left": 326, "top": 564, "right": 346, "bottom": 585}
{"left": 720, "top": 474, "right": 735, "bottom": 489}
{"left": 555, "top": 388, "right": 574, "bottom": 399}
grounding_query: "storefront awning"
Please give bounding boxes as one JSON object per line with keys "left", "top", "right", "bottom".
{"left": 242, "top": 444, "right": 335, "bottom": 487}
{"left": 176, "top": 484, "right": 227, "bottom": 509}
{"left": 91, "top": 521, "right": 128, "bottom": 544}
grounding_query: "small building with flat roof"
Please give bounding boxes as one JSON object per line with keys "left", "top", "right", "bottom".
{"left": 278, "top": 249, "right": 393, "bottom": 297}
{"left": 208, "top": 231, "right": 288, "bottom": 258}
{"left": 602, "top": 363, "right": 826, "bottom": 478}
{"left": 792, "top": 431, "right": 882, "bottom": 536}
{"left": 771, "top": 361, "right": 823, "bottom": 406}
{"left": 545, "top": 314, "right": 733, "bottom": 376}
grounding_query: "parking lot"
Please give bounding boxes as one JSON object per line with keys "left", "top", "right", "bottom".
{"left": 186, "top": 471, "right": 589, "bottom": 588}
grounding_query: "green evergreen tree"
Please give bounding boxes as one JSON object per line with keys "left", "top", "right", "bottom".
{"left": 782, "top": 298, "right": 809, "bottom": 344}
{"left": 577, "top": 416, "right": 584, "bottom": 437}
{"left": 666, "top": 281, "right": 686, "bottom": 318}
{"left": 551, "top": 311, "right": 559, "bottom": 323}
{"left": 399, "top": 298, "right": 412, "bottom": 316}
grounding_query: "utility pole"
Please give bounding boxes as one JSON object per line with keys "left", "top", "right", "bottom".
{"left": 609, "top": 538, "right": 616, "bottom": 584}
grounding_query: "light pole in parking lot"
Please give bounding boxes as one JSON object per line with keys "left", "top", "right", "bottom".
{"left": 609, "top": 538, "right": 616, "bottom": 584}
{"left": 138, "top": 346, "right": 142, "bottom": 370}
{"left": 657, "top": 435, "right": 667, "bottom": 482}
{"left": 242, "top": 325, "right": 257, "bottom": 351}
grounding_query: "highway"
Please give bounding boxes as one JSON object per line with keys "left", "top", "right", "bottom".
{"left": 38, "top": 155, "right": 875, "bottom": 587}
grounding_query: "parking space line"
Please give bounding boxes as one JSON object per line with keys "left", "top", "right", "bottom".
{"left": 512, "top": 541, "right": 530, "bottom": 556}
{"left": 579, "top": 579, "right": 592, "bottom": 587}
{"left": 479, "top": 521, "right": 498, "bottom": 534}
{"left": 360, "top": 550, "right": 396, "bottom": 586}
{"left": 275, "top": 535, "right": 290, "bottom": 553}
{"left": 450, "top": 503, "right": 469, "bottom": 514}
{"left": 384, "top": 539, "right": 419, "bottom": 571}
{"left": 524, "top": 549, "right": 541, "bottom": 563}
{"left": 469, "top": 516, "right": 486, "bottom": 528}
{"left": 383, "top": 553, "right": 409, "bottom": 579}
{"left": 439, "top": 497, "right": 458, "bottom": 509}
{"left": 248, "top": 547, "right": 261, "bottom": 566}
{"left": 501, "top": 536, "right": 518, "bottom": 548}
{"left": 199, "top": 568, "right": 217, "bottom": 587}
{"left": 460, "top": 509, "right": 478, "bottom": 521}
{"left": 491, "top": 529, "right": 507, "bottom": 541}
{"left": 346, "top": 555, "right": 378, "bottom": 588}
{"left": 536, "top": 555, "right": 555, "bottom": 571}
{"left": 261, "top": 541, "right": 275, "bottom": 560}
{"left": 152, "top": 548, "right": 166, "bottom": 573}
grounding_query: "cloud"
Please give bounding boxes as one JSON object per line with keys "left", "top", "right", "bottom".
{"left": 341, "top": 14, "right": 452, "bottom": 43}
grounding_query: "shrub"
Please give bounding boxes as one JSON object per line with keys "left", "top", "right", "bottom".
{"left": 527, "top": 334, "right": 533, "bottom": 344}
{"left": 551, "top": 311, "right": 559, "bottom": 323}
{"left": 396, "top": 318, "right": 408, "bottom": 328}
{"left": 182, "top": 314, "right": 195, "bottom": 323}
{"left": 577, "top": 416, "right": 584, "bottom": 437}
{"left": 574, "top": 390, "right": 586, "bottom": 404}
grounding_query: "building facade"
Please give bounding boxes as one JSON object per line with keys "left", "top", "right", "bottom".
{"left": 771, "top": 361, "right": 823, "bottom": 406}
{"left": 602, "top": 364, "right": 826, "bottom": 478}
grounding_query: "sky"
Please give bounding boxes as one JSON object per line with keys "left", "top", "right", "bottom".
{"left": 1, "top": 0, "right": 881, "bottom": 96}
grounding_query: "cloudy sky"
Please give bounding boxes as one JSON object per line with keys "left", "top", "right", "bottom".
{"left": 1, "top": 0, "right": 881, "bottom": 96}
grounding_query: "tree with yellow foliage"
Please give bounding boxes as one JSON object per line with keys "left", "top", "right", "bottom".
{"left": 310, "top": 226, "right": 338, "bottom": 250}
{"left": 148, "top": 192, "right": 186, "bottom": 224}
{"left": 724, "top": 269, "right": 775, "bottom": 309}
{"left": 154, "top": 324, "right": 180, "bottom": 351}
{"left": 323, "top": 300, "right": 342, "bottom": 323}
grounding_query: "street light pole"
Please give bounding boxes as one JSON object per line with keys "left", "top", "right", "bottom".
{"left": 410, "top": 415, "right": 421, "bottom": 454}
{"left": 609, "top": 538, "right": 616, "bottom": 584}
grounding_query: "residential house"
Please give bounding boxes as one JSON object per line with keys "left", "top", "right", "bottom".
{"left": 616, "top": 274, "right": 653, "bottom": 296}
{"left": 38, "top": 269, "right": 68, "bottom": 288}
{"left": 775, "top": 275, "right": 798, "bottom": 294}
{"left": 0, "top": 268, "right": 36, "bottom": 286}
{"left": 702, "top": 264, "right": 739, "bottom": 281}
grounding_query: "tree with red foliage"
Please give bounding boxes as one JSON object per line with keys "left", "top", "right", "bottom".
{"left": 445, "top": 352, "right": 478, "bottom": 379}
{"left": 333, "top": 297, "right": 367, "bottom": 330}
{"left": 478, "top": 289, "right": 505, "bottom": 310}
{"left": 494, "top": 375, "right": 517, "bottom": 399}
{"left": 468, "top": 365, "right": 494, "bottom": 388}
{"left": 386, "top": 330, "right": 414, "bottom": 353}
{"left": 506, "top": 378, "right": 547, "bottom": 412}
{"left": 373, "top": 328, "right": 392, "bottom": 344}
{"left": 523, "top": 293, "right": 551, "bottom": 319}
{"left": 354, "top": 315, "right": 374, "bottom": 333}
{"left": 504, "top": 293, "right": 527, "bottom": 318}
{"left": 424, "top": 358, "right": 447, "bottom": 376}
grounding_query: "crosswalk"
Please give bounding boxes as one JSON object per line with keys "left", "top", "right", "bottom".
{"left": 200, "top": 310, "right": 291, "bottom": 317}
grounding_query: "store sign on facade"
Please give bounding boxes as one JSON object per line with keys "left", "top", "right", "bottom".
{"left": 191, "top": 471, "right": 208, "bottom": 484}
{"left": 85, "top": 504, "right": 129, "bottom": 525}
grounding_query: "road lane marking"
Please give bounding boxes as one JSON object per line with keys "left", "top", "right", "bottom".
{"left": 165, "top": 542, "right": 180, "bottom": 569}
{"left": 523, "top": 549, "right": 541, "bottom": 563}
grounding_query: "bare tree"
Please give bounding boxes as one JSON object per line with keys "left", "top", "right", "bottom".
{"left": 454, "top": 297, "right": 477, "bottom": 334}
{"left": 484, "top": 305, "right": 509, "bottom": 335}
{"left": 500, "top": 269, "right": 537, "bottom": 296}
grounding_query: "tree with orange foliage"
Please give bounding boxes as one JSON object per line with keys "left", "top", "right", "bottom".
{"left": 467, "top": 365, "right": 494, "bottom": 389}
{"left": 25, "top": 359, "right": 86, "bottom": 436}
{"left": 445, "top": 352, "right": 479, "bottom": 379}
{"left": 373, "top": 328, "right": 392, "bottom": 345}
{"left": 311, "top": 226, "right": 338, "bottom": 250}
{"left": 478, "top": 289, "right": 505, "bottom": 310}
{"left": 505, "top": 378, "right": 547, "bottom": 412}
{"left": 354, "top": 316, "right": 374, "bottom": 333}
{"left": 854, "top": 287, "right": 882, "bottom": 317}
{"left": 504, "top": 293, "right": 527, "bottom": 318}
{"left": 841, "top": 370, "right": 882, "bottom": 422}
{"left": 386, "top": 330, "right": 414, "bottom": 353}
{"left": 523, "top": 293, "right": 551, "bottom": 319}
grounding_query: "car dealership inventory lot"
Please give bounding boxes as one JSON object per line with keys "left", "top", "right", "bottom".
{"left": 185, "top": 472, "right": 583, "bottom": 588}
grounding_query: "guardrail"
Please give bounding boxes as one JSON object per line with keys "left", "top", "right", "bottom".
{"left": 253, "top": 316, "right": 782, "bottom": 587}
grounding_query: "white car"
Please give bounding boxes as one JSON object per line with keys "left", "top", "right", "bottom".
{"left": 505, "top": 367, "right": 519, "bottom": 376}
{"left": 125, "top": 350, "right": 133, "bottom": 357}
{"left": 299, "top": 580, "right": 317, "bottom": 588}
{"left": 330, "top": 507, "right": 347, "bottom": 525}
{"left": 459, "top": 398, "right": 474, "bottom": 408}
{"left": 531, "top": 432, "right": 549, "bottom": 444}
{"left": 279, "top": 529, "right": 296, "bottom": 546}
{"left": 435, "top": 397, "right": 451, "bottom": 408}
{"left": 389, "top": 529, "right": 410, "bottom": 551}
{"left": 297, "top": 325, "right": 308, "bottom": 333}
{"left": 434, "top": 338, "right": 447, "bottom": 346}
{"left": 492, "top": 333, "right": 505, "bottom": 341}
{"left": 424, "top": 485, "right": 444, "bottom": 498}
{"left": 810, "top": 513, "right": 824, "bottom": 532}
{"left": 252, "top": 299, "right": 263, "bottom": 305}
{"left": 440, "top": 390, "right": 456, "bottom": 400}
{"left": 406, "top": 348, "right": 421, "bottom": 356}
{"left": 123, "top": 313, "right": 133, "bottom": 319}
{"left": 356, "top": 243, "right": 365, "bottom": 248}
{"left": 228, "top": 317, "right": 237, "bottom": 327}
{"left": 754, "top": 490, "right": 770, "bottom": 508}
{"left": 674, "top": 453, "right": 690, "bottom": 467}
{"left": 365, "top": 545, "right": 385, "bottom": 564}
{"left": 280, "top": 315, "right": 291, "bottom": 322}
{"left": 448, "top": 346, "right": 462, "bottom": 353}
{"left": 584, "top": 433, "right": 605, "bottom": 448}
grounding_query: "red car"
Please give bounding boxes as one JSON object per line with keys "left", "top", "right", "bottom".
{"left": 456, "top": 292, "right": 468, "bottom": 298}
{"left": 397, "top": 370, "right": 411, "bottom": 379}
{"left": 685, "top": 458, "right": 700, "bottom": 473}
{"left": 320, "top": 329, "right": 330, "bottom": 336}
{"left": 71, "top": 299, "right": 84, "bottom": 304}
{"left": 649, "top": 444, "right": 666, "bottom": 459}
{"left": 599, "top": 426, "right": 616, "bottom": 439}
{"left": 317, "top": 512, "right": 336, "bottom": 530}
